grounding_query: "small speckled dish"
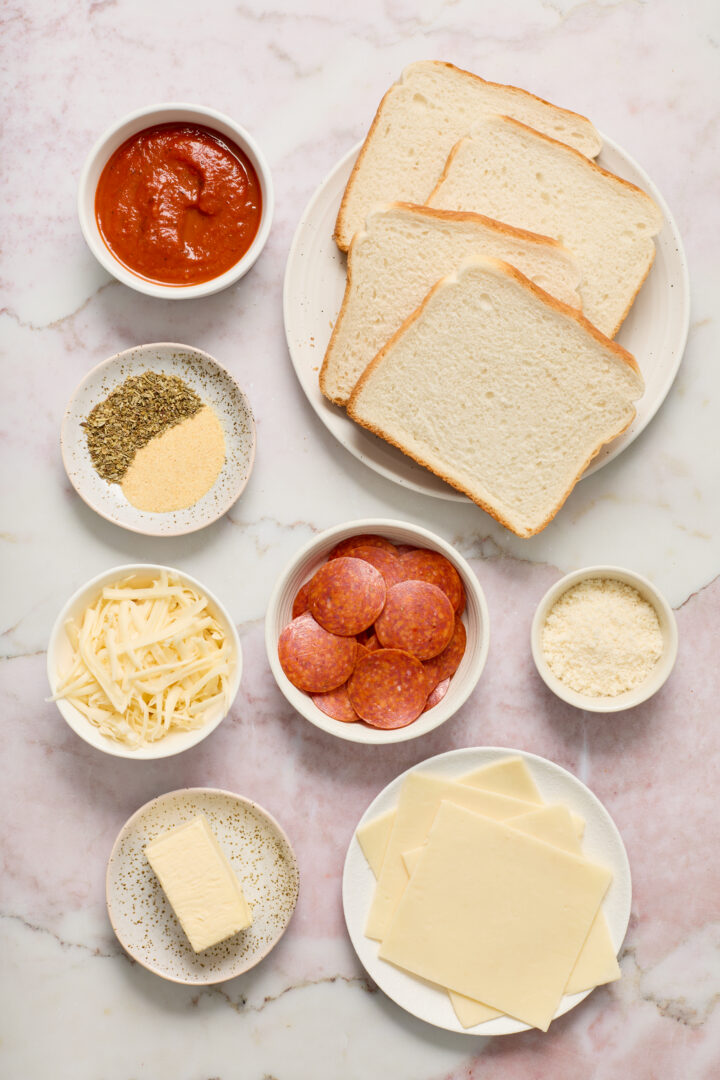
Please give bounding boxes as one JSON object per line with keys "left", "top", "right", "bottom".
{"left": 531, "top": 566, "right": 678, "bottom": 712}
{"left": 106, "top": 788, "right": 299, "bottom": 984}
{"left": 61, "top": 343, "right": 256, "bottom": 536}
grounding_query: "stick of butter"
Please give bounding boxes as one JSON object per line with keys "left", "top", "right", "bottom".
{"left": 145, "top": 814, "right": 252, "bottom": 952}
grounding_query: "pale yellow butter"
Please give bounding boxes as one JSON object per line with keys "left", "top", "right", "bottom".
{"left": 145, "top": 815, "right": 252, "bottom": 952}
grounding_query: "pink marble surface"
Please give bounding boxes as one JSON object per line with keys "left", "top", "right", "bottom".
{"left": 2, "top": 1, "right": 719, "bottom": 1077}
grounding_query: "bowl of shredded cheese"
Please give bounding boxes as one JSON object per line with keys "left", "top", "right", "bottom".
{"left": 531, "top": 566, "right": 678, "bottom": 712}
{"left": 47, "top": 565, "right": 242, "bottom": 758}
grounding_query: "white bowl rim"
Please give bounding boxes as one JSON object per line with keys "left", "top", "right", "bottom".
{"left": 531, "top": 564, "right": 678, "bottom": 713}
{"left": 47, "top": 562, "right": 242, "bottom": 758}
{"left": 78, "top": 101, "right": 274, "bottom": 299}
{"left": 265, "top": 518, "right": 490, "bottom": 744}
{"left": 59, "top": 341, "right": 257, "bottom": 537}
{"left": 105, "top": 786, "right": 300, "bottom": 985}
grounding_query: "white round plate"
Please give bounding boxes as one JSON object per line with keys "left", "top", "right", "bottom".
{"left": 342, "top": 746, "right": 632, "bottom": 1035}
{"left": 284, "top": 138, "right": 689, "bottom": 501}
{"left": 107, "top": 788, "right": 299, "bottom": 984}
{"left": 62, "top": 343, "right": 256, "bottom": 535}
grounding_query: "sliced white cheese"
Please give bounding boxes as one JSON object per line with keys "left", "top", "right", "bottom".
{"left": 356, "top": 809, "right": 395, "bottom": 879}
{"left": 365, "top": 774, "right": 536, "bottom": 941}
{"left": 145, "top": 815, "right": 252, "bottom": 953}
{"left": 379, "top": 801, "right": 611, "bottom": 1031}
{"left": 401, "top": 804, "right": 620, "bottom": 1028}
{"left": 460, "top": 756, "right": 543, "bottom": 804}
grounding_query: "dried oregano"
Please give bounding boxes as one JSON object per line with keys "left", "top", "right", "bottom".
{"left": 83, "top": 371, "right": 203, "bottom": 482}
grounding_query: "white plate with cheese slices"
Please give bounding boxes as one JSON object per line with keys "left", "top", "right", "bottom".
{"left": 342, "top": 747, "right": 631, "bottom": 1035}
{"left": 106, "top": 788, "right": 299, "bottom": 984}
{"left": 284, "top": 138, "right": 689, "bottom": 503}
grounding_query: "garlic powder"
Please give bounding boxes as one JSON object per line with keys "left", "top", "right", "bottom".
{"left": 542, "top": 578, "right": 663, "bottom": 697}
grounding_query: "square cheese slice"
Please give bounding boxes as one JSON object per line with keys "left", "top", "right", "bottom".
{"left": 356, "top": 757, "right": 584, "bottom": 885}
{"left": 365, "top": 774, "right": 536, "bottom": 941}
{"left": 379, "top": 801, "right": 611, "bottom": 1030}
{"left": 425, "top": 804, "right": 620, "bottom": 1028}
{"left": 461, "top": 756, "right": 543, "bottom": 804}
{"left": 145, "top": 815, "right": 252, "bottom": 952}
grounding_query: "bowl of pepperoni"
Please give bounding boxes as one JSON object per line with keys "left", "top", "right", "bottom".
{"left": 265, "top": 520, "right": 490, "bottom": 743}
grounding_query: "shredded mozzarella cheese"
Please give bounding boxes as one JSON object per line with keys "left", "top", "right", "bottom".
{"left": 52, "top": 570, "right": 233, "bottom": 747}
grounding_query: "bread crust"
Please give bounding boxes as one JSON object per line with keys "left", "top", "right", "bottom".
{"left": 334, "top": 60, "right": 602, "bottom": 251}
{"left": 427, "top": 115, "right": 663, "bottom": 338}
{"left": 431, "top": 114, "right": 663, "bottom": 222}
{"left": 321, "top": 202, "right": 583, "bottom": 406}
{"left": 347, "top": 256, "right": 642, "bottom": 537}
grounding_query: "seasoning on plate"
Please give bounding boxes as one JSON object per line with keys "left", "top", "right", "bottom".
{"left": 83, "top": 371, "right": 203, "bottom": 482}
{"left": 83, "top": 371, "right": 226, "bottom": 513}
{"left": 541, "top": 578, "right": 663, "bottom": 697}
{"left": 95, "top": 122, "right": 262, "bottom": 285}
{"left": 121, "top": 406, "right": 225, "bottom": 513}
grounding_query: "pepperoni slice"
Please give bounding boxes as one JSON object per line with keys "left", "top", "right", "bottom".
{"left": 308, "top": 557, "right": 386, "bottom": 636}
{"left": 291, "top": 581, "right": 310, "bottom": 619}
{"left": 424, "top": 678, "right": 451, "bottom": 711}
{"left": 348, "top": 649, "right": 429, "bottom": 729}
{"left": 456, "top": 582, "right": 467, "bottom": 617}
{"left": 423, "top": 616, "right": 467, "bottom": 689}
{"left": 363, "top": 632, "right": 381, "bottom": 651}
{"left": 328, "top": 534, "right": 399, "bottom": 560}
{"left": 375, "top": 581, "right": 454, "bottom": 661}
{"left": 312, "top": 683, "right": 359, "bottom": 723}
{"left": 395, "top": 544, "right": 418, "bottom": 555}
{"left": 348, "top": 545, "right": 403, "bottom": 589}
{"left": 397, "top": 549, "right": 464, "bottom": 611}
{"left": 278, "top": 613, "right": 357, "bottom": 693}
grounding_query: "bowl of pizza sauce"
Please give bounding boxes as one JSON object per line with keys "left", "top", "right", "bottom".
{"left": 78, "top": 103, "right": 273, "bottom": 298}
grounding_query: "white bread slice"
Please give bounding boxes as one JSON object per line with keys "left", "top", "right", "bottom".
{"left": 334, "top": 61, "right": 602, "bottom": 250}
{"left": 427, "top": 115, "right": 663, "bottom": 337}
{"left": 347, "top": 257, "right": 644, "bottom": 537}
{"left": 321, "top": 203, "right": 583, "bottom": 406}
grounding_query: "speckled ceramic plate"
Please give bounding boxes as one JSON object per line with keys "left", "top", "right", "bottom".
{"left": 284, "top": 138, "right": 689, "bottom": 501}
{"left": 62, "top": 343, "right": 256, "bottom": 536}
{"left": 343, "top": 747, "right": 632, "bottom": 1035}
{"left": 107, "top": 788, "right": 299, "bottom": 984}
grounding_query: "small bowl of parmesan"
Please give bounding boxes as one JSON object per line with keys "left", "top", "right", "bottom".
{"left": 531, "top": 566, "right": 678, "bottom": 712}
{"left": 47, "top": 564, "right": 242, "bottom": 758}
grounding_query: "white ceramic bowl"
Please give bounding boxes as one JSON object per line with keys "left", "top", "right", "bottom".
{"left": 265, "top": 520, "right": 490, "bottom": 744}
{"left": 47, "top": 564, "right": 242, "bottom": 758}
{"left": 78, "top": 102, "right": 274, "bottom": 299}
{"left": 531, "top": 566, "right": 678, "bottom": 712}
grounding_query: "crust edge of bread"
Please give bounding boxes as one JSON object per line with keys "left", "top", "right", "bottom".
{"left": 320, "top": 202, "right": 584, "bottom": 407}
{"left": 347, "top": 256, "right": 643, "bottom": 537}
{"left": 333, "top": 60, "right": 603, "bottom": 251}
{"left": 427, "top": 114, "right": 664, "bottom": 232}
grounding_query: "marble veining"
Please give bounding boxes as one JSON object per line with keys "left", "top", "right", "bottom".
{"left": 1, "top": 0, "right": 719, "bottom": 1077}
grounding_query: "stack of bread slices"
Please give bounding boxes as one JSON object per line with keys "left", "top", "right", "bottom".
{"left": 320, "top": 61, "right": 661, "bottom": 538}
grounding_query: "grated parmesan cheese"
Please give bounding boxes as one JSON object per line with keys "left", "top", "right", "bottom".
{"left": 51, "top": 570, "right": 233, "bottom": 747}
{"left": 542, "top": 578, "right": 663, "bottom": 697}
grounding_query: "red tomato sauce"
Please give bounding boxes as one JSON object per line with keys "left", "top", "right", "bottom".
{"left": 95, "top": 123, "right": 262, "bottom": 286}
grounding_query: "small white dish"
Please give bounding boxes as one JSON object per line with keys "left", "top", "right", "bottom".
{"left": 283, "top": 135, "right": 689, "bottom": 500}
{"left": 47, "top": 563, "right": 242, "bottom": 759}
{"left": 106, "top": 788, "right": 299, "bottom": 984}
{"left": 531, "top": 566, "right": 678, "bottom": 712}
{"left": 264, "top": 519, "right": 489, "bottom": 744}
{"left": 78, "top": 102, "right": 273, "bottom": 298}
{"left": 61, "top": 342, "right": 256, "bottom": 536}
{"left": 343, "top": 746, "right": 632, "bottom": 1035}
